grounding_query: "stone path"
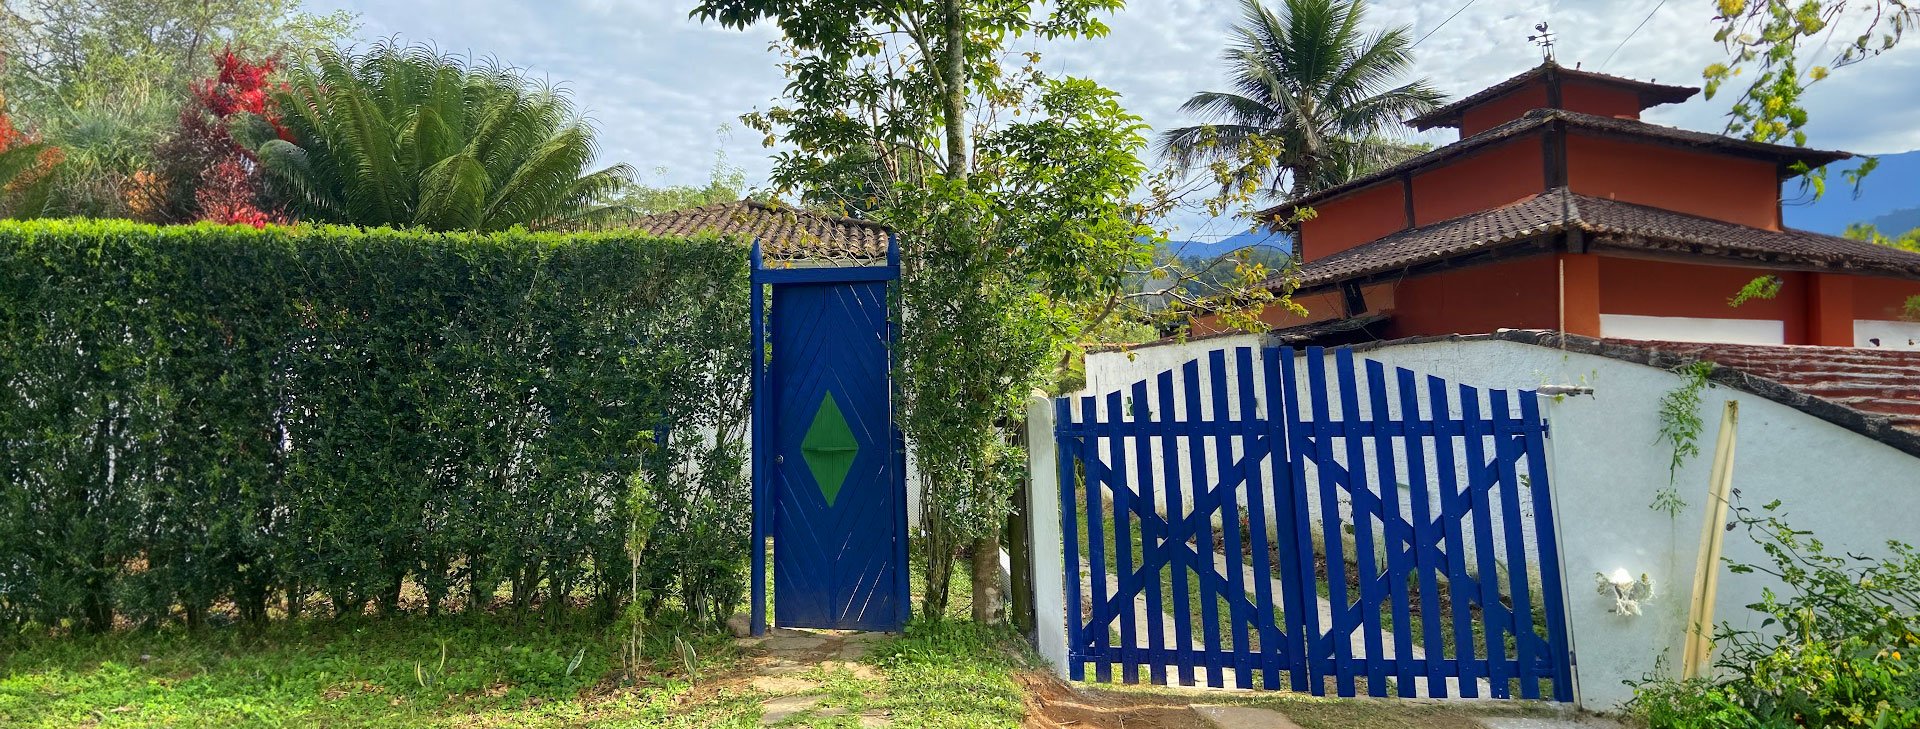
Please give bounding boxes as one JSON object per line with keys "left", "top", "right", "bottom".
{"left": 736, "top": 627, "right": 894, "bottom": 727}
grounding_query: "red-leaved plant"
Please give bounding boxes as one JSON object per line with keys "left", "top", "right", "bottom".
{"left": 145, "top": 47, "right": 288, "bottom": 226}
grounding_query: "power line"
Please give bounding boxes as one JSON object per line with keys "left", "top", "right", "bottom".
{"left": 1412, "top": 0, "right": 1479, "bottom": 49}
{"left": 1599, "top": 0, "right": 1668, "bottom": 71}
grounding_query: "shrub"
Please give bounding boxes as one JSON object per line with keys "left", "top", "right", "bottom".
{"left": 257, "top": 41, "right": 632, "bottom": 231}
{"left": 1628, "top": 500, "right": 1920, "bottom": 728}
{"left": 0, "top": 219, "right": 749, "bottom": 632}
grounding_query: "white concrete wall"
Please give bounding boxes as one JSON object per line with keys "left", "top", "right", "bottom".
{"left": 1355, "top": 339, "right": 1920, "bottom": 709}
{"left": 1856, "top": 319, "right": 1920, "bottom": 350}
{"left": 1080, "top": 334, "right": 1264, "bottom": 398}
{"left": 1600, "top": 314, "right": 1786, "bottom": 345}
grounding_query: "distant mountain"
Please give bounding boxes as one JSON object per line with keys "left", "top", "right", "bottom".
{"left": 1866, "top": 206, "right": 1920, "bottom": 236}
{"left": 1782, "top": 149, "right": 1920, "bottom": 235}
{"left": 1161, "top": 228, "right": 1294, "bottom": 259}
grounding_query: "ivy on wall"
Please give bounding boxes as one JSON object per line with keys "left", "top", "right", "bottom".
{"left": 1652, "top": 361, "right": 1717, "bottom": 517}
{"left": 0, "top": 220, "right": 749, "bottom": 632}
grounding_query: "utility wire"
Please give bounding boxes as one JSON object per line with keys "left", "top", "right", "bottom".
{"left": 1600, "top": 0, "right": 1668, "bottom": 71}
{"left": 1412, "top": 0, "right": 1479, "bottom": 48}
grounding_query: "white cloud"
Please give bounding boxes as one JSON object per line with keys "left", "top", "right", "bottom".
{"left": 305, "top": 0, "right": 1920, "bottom": 236}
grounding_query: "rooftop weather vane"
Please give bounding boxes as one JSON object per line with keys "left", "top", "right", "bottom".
{"left": 1529, "top": 22, "right": 1556, "bottom": 62}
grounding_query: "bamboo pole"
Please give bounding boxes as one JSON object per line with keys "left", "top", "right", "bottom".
{"left": 1682, "top": 400, "right": 1740, "bottom": 679}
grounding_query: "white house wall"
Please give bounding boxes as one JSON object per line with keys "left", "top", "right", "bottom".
{"left": 1856, "top": 319, "right": 1920, "bottom": 350}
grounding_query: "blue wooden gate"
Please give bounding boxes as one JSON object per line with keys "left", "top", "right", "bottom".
{"left": 750, "top": 242, "right": 909, "bottom": 634}
{"left": 1055, "top": 346, "right": 1572, "bottom": 701}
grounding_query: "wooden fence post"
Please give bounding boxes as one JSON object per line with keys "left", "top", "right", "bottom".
{"left": 1025, "top": 391, "right": 1070, "bottom": 677}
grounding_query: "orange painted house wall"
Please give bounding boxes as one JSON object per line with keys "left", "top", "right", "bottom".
{"left": 1455, "top": 78, "right": 1647, "bottom": 137}
{"left": 1566, "top": 134, "right": 1780, "bottom": 230}
{"left": 1856, "top": 276, "right": 1920, "bottom": 320}
{"left": 1559, "top": 79, "right": 1644, "bottom": 119}
{"left": 1187, "top": 284, "right": 1396, "bottom": 336}
{"left": 1459, "top": 85, "right": 1548, "bottom": 136}
{"left": 1411, "top": 137, "right": 1545, "bottom": 225}
{"left": 1596, "top": 256, "right": 1810, "bottom": 342}
{"left": 1298, "top": 180, "right": 1407, "bottom": 260}
{"left": 1384, "top": 256, "right": 1561, "bottom": 338}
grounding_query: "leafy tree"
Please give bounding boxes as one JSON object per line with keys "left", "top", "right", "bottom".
{"left": 696, "top": 0, "right": 1156, "bottom": 621}
{"left": 1157, "top": 0, "right": 1442, "bottom": 199}
{"left": 0, "top": 0, "right": 355, "bottom": 217}
{"left": 602, "top": 145, "right": 753, "bottom": 221}
{"left": 254, "top": 42, "right": 633, "bottom": 231}
{"left": 1704, "top": 1, "right": 1916, "bottom": 150}
{"left": 1843, "top": 221, "right": 1920, "bottom": 254}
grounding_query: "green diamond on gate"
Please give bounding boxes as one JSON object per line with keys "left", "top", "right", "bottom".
{"left": 801, "top": 391, "right": 859, "bottom": 505}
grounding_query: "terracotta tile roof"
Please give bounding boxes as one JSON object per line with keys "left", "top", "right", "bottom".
{"left": 1407, "top": 61, "right": 1699, "bottom": 130}
{"left": 1557, "top": 110, "right": 1849, "bottom": 168}
{"left": 1284, "top": 191, "right": 1567, "bottom": 288}
{"left": 1276, "top": 188, "right": 1920, "bottom": 289}
{"left": 628, "top": 200, "right": 892, "bottom": 261}
{"left": 1612, "top": 340, "right": 1920, "bottom": 436}
{"left": 1575, "top": 195, "right": 1920, "bottom": 275}
{"left": 1345, "top": 330, "right": 1920, "bottom": 458}
{"left": 1256, "top": 109, "right": 1850, "bottom": 224}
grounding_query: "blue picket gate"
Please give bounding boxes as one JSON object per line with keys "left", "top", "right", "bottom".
{"left": 1055, "top": 346, "right": 1573, "bottom": 701}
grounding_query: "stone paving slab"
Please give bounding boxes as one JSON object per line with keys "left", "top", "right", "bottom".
{"left": 1191, "top": 704, "right": 1307, "bottom": 729}
{"left": 759, "top": 695, "right": 823, "bottom": 725}
{"left": 1477, "top": 717, "right": 1625, "bottom": 729}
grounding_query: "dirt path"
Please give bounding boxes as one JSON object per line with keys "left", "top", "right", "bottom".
{"left": 737, "top": 628, "right": 894, "bottom": 727}
{"left": 1019, "top": 672, "right": 1211, "bottom": 729}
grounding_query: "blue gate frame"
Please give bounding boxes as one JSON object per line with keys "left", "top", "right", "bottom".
{"left": 1055, "top": 346, "right": 1573, "bottom": 701}
{"left": 749, "top": 240, "right": 910, "bottom": 635}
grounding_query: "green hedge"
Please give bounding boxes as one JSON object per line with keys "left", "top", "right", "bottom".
{"left": 0, "top": 220, "right": 750, "bottom": 632}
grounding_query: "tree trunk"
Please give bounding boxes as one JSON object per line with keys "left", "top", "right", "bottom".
{"left": 940, "top": 0, "right": 970, "bottom": 180}
{"left": 920, "top": 486, "right": 955, "bottom": 618}
{"left": 970, "top": 534, "right": 1004, "bottom": 624}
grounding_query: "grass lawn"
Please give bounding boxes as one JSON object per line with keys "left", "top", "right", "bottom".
{"left": 0, "top": 553, "right": 1021, "bottom": 728}
{"left": 0, "top": 612, "right": 753, "bottom": 728}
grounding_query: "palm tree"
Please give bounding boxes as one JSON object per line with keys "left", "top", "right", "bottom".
{"left": 255, "top": 42, "right": 632, "bottom": 231}
{"left": 1159, "top": 0, "right": 1443, "bottom": 199}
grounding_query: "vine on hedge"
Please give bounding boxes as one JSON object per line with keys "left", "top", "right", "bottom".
{"left": 0, "top": 219, "right": 749, "bottom": 632}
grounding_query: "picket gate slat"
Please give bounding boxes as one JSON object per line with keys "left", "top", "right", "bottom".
{"left": 1335, "top": 349, "right": 1389, "bottom": 697}
{"left": 1105, "top": 390, "right": 1139, "bottom": 684}
{"left": 1131, "top": 379, "right": 1168, "bottom": 686}
{"left": 1156, "top": 370, "right": 1196, "bottom": 686}
{"left": 1237, "top": 348, "right": 1283, "bottom": 690}
{"left": 1459, "top": 384, "right": 1510, "bottom": 698}
{"left": 1180, "top": 359, "right": 1227, "bottom": 688}
{"left": 1366, "top": 359, "right": 1417, "bottom": 697}
{"left": 1522, "top": 392, "right": 1576, "bottom": 702}
{"left": 1490, "top": 390, "right": 1541, "bottom": 699}
{"left": 1397, "top": 366, "right": 1449, "bottom": 698}
{"left": 1274, "top": 347, "right": 1315, "bottom": 693}
{"left": 1428, "top": 376, "right": 1479, "bottom": 698}
{"left": 1059, "top": 397, "right": 1084, "bottom": 682}
{"left": 1083, "top": 394, "right": 1110, "bottom": 684}
{"left": 1202, "top": 351, "right": 1250, "bottom": 688}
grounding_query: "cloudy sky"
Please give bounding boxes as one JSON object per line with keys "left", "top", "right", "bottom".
{"left": 304, "top": 0, "right": 1920, "bottom": 239}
